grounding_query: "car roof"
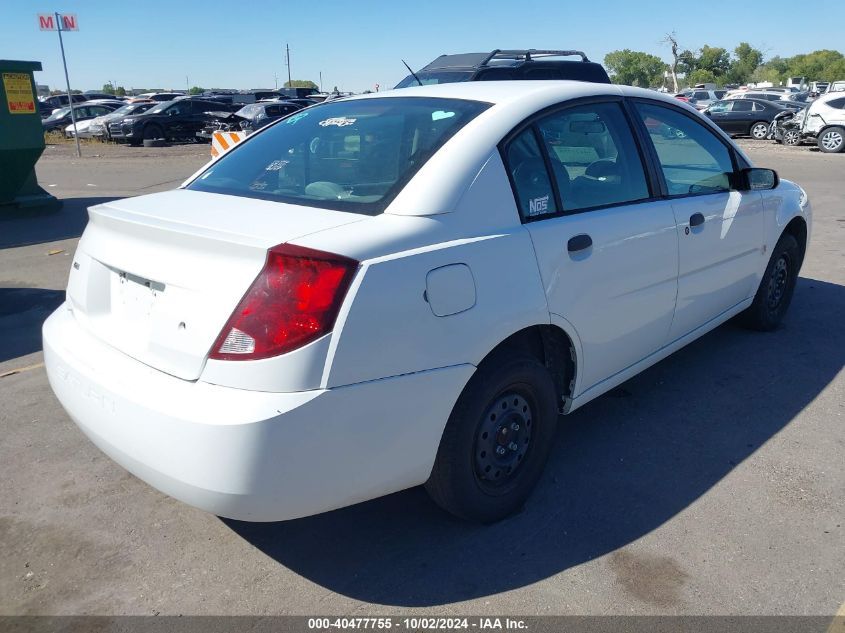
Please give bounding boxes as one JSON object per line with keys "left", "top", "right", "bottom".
{"left": 421, "top": 49, "right": 592, "bottom": 70}
{"left": 348, "top": 80, "right": 669, "bottom": 107}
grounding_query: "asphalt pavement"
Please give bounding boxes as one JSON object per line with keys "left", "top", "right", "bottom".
{"left": 0, "top": 140, "right": 842, "bottom": 617}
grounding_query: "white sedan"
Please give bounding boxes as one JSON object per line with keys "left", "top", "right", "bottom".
{"left": 44, "top": 81, "right": 811, "bottom": 523}
{"left": 64, "top": 118, "right": 94, "bottom": 138}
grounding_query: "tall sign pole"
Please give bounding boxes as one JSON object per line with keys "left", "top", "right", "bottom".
{"left": 286, "top": 43, "right": 291, "bottom": 87}
{"left": 40, "top": 13, "right": 81, "bottom": 157}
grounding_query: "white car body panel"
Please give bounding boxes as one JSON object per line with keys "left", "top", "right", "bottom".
{"left": 801, "top": 92, "right": 845, "bottom": 135}
{"left": 44, "top": 307, "right": 472, "bottom": 521}
{"left": 65, "top": 119, "right": 93, "bottom": 138}
{"left": 667, "top": 190, "right": 765, "bottom": 340}
{"left": 526, "top": 199, "right": 679, "bottom": 392}
{"left": 43, "top": 81, "right": 811, "bottom": 521}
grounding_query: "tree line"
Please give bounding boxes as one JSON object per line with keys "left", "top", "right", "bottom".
{"left": 604, "top": 37, "right": 845, "bottom": 90}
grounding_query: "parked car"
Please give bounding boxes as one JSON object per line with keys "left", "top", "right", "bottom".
{"left": 827, "top": 81, "right": 845, "bottom": 93}
{"left": 726, "top": 90, "right": 792, "bottom": 103}
{"left": 771, "top": 107, "right": 808, "bottom": 146}
{"left": 83, "top": 91, "right": 125, "bottom": 101}
{"left": 44, "top": 82, "right": 810, "bottom": 524}
{"left": 683, "top": 88, "right": 727, "bottom": 110}
{"left": 39, "top": 93, "right": 88, "bottom": 118}
{"left": 197, "top": 100, "right": 305, "bottom": 141}
{"left": 704, "top": 98, "right": 796, "bottom": 139}
{"left": 85, "top": 101, "right": 156, "bottom": 140}
{"left": 109, "top": 98, "right": 239, "bottom": 144}
{"left": 42, "top": 102, "right": 121, "bottom": 134}
{"left": 134, "top": 92, "right": 185, "bottom": 102}
{"left": 395, "top": 49, "right": 610, "bottom": 88}
{"left": 799, "top": 92, "right": 845, "bottom": 152}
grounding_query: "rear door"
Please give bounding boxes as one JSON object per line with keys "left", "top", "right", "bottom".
{"left": 631, "top": 100, "right": 765, "bottom": 341}
{"left": 508, "top": 99, "right": 679, "bottom": 392}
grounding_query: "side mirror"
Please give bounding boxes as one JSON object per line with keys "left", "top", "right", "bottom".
{"left": 741, "top": 167, "right": 779, "bottom": 191}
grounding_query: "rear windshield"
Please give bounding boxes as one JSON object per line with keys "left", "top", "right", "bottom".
{"left": 394, "top": 71, "right": 474, "bottom": 89}
{"left": 187, "top": 97, "right": 489, "bottom": 215}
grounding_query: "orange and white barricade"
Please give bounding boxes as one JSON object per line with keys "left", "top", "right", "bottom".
{"left": 210, "top": 131, "right": 247, "bottom": 159}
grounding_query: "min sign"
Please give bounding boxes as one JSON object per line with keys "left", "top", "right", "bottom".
{"left": 38, "top": 13, "right": 79, "bottom": 31}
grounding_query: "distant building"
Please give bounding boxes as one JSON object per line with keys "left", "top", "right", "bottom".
{"left": 36, "top": 84, "right": 50, "bottom": 97}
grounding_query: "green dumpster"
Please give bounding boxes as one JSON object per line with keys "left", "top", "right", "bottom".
{"left": 0, "top": 60, "right": 60, "bottom": 211}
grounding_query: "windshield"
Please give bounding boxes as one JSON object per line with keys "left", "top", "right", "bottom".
{"left": 235, "top": 104, "right": 262, "bottom": 118}
{"left": 108, "top": 104, "right": 138, "bottom": 117}
{"left": 394, "top": 71, "right": 474, "bottom": 89}
{"left": 46, "top": 107, "right": 70, "bottom": 121}
{"left": 145, "top": 101, "right": 174, "bottom": 115}
{"left": 187, "top": 97, "right": 489, "bottom": 215}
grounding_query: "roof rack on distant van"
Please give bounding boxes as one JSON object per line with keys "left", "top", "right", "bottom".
{"left": 479, "top": 49, "right": 591, "bottom": 65}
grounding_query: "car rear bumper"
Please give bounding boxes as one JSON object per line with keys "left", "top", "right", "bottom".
{"left": 43, "top": 305, "right": 471, "bottom": 521}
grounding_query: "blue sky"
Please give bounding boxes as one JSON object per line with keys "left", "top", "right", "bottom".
{"left": 2, "top": 0, "right": 844, "bottom": 93}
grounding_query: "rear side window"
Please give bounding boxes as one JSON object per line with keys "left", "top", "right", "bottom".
{"left": 731, "top": 100, "right": 753, "bottom": 112}
{"left": 187, "top": 97, "right": 489, "bottom": 215}
{"left": 535, "top": 102, "right": 649, "bottom": 212}
{"left": 635, "top": 102, "right": 734, "bottom": 196}
{"left": 694, "top": 91, "right": 710, "bottom": 100}
{"left": 505, "top": 129, "right": 558, "bottom": 218}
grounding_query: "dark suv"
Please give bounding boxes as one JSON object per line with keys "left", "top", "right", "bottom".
{"left": 395, "top": 49, "right": 610, "bottom": 89}
{"left": 109, "top": 99, "right": 239, "bottom": 145}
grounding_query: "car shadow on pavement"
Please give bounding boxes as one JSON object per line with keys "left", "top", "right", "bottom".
{"left": 224, "top": 276, "right": 845, "bottom": 607}
{"left": 0, "top": 196, "right": 115, "bottom": 250}
{"left": 0, "top": 288, "right": 66, "bottom": 363}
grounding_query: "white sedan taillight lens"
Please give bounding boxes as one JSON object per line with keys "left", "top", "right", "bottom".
{"left": 209, "top": 244, "right": 357, "bottom": 361}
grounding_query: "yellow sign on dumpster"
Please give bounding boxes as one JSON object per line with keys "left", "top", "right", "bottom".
{"left": 3, "top": 73, "right": 36, "bottom": 114}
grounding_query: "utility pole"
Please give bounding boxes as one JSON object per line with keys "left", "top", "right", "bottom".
{"left": 55, "top": 12, "right": 81, "bottom": 158}
{"left": 285, "top": 43, "right": 291, "bottom": 87}
{"left": 319, "top": 71, "right": 322, "bottom": 92}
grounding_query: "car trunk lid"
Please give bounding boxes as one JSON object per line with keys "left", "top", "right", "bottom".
{"left": 66, "top": 189, "right": 363, "bottom": 380}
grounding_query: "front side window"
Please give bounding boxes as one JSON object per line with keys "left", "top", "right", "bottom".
{"left": 187, "top": 97, "right": 489, "bottom": 215}
{"left": 708, "top": 101, "right": 730, "bottom": 113}
{"left": 635, "top": 102, "right": 734, "bottom": 196}
{"left": 535, "top": 102, "right": 649, "bottom": 212}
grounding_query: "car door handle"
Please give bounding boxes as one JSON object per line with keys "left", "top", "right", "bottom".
{"left": 689, "top": 212, "right": 705, "bottom": 227}
{"left": 567, "top": 234, "right": 593, "bottom": 253}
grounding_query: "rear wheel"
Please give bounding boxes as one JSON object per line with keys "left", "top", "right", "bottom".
{"left": 740, "top": 233, "right": 801, "bottom": 331}
{"left": 817, "top": 127, "right": 845, "bottom": 153}
{"left": 750, "top": 121, "right": 769, "bottom": 140}
{"left": 425, "top": 352, "right": 559, "bottom": 523}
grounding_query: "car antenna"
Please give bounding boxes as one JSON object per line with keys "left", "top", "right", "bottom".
{"left": 402, "top": 59, "right": 423, "bottom": 86}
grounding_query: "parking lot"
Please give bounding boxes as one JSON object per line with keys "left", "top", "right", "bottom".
{"left": 1, "top": 139, "right": 843, "bottom": 617}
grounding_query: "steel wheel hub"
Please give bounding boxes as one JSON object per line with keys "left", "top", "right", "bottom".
{"left": 767, "top": 255, "right": 789, "bottom": 310}
{"left": 474, "top": 392, "right": 533, "bottom": 486}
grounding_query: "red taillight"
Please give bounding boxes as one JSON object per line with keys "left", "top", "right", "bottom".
{"left": 209, "top": 244, "right": 358, "bottom": 361}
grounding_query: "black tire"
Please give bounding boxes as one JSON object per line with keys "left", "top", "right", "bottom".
{"left": 425, "top": 352, "right": 559, "bottom": 523}
{"left": 817, "top": 126, "right": 845, "bottom": 153}
{"left": 143, "top": 123, "right": 165, "bottom": 141}
{"left": 749, "top": 121, "right": 769, "bottom": 140}
{"left": 740, "top": 233, "right": 801, "bottom": 331}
